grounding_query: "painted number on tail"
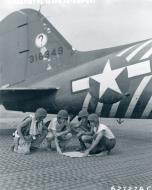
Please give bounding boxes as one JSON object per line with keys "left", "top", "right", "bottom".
{"left": 29, "top": 47, "right": 63, "bottom": 63}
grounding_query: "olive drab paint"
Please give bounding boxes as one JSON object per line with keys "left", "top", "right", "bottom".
{"left": 1, "top": 9, "right": 152, "bottom": 119}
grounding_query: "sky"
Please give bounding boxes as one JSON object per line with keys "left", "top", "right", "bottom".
{"left": 0, "top": 0, "right": 152, "bottom": 51}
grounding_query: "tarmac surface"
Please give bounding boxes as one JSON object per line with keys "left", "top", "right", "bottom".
{"left": 0, "top": 114, "right": 152, "bottom": 190}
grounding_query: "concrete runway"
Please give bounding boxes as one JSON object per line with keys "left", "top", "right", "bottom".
{"left": 0, "top": 111, "right": 152, "bottom": 190}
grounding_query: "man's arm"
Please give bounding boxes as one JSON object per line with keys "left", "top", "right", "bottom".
{"left": 17, "top": 118, "right": 32, "bottom": 141}
{"left": 52, "top": 130, "right": 62, "bottom": 154}
{"left": 83, "top": 129, "right": 94, "bottom": 136}
{"left": 54, "top": 136, "right": 62, "bottom": 154}
{"left": 56, "top": 126, "right": 71, "bottom": 137}
{"left": 79, "top": 127, "right": 94, "bottom": 136}
{"left": 84, "top": 131, "right": 103, "bottom": 156}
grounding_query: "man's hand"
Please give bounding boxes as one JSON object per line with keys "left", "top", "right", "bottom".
{"left": 54, "top": 136, "right": 62, "bottom": 154}
{"left": 77, "top": 131, "right": 85, "bottom": 138}
{"left": 56, "top": 145, "right": 62, "bottom": 154}
{"left": 55, "top": 132, "right": 62, "bottom": 137}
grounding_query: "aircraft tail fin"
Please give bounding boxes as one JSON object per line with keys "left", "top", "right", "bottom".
{"left": 0, "top": 9, "right": 73, "bottom": 87}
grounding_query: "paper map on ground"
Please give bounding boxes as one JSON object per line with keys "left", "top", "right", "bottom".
{"left": 62, "top": 151, "right": 106, "bottom": 158}
{"left": 62, "top": 151, "right": 85, "bottom": 158}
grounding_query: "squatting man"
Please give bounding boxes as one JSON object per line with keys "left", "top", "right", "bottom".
{"left": 11, "top": 108, "right": 116, "bottom": 156}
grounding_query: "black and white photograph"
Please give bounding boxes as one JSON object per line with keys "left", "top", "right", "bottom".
{"left": 0, "top": 0, "right": 152, "bottom": 189}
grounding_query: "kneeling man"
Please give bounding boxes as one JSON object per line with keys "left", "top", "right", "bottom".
{"left": 83, "top": 113, "right": 116, "bottom": 156}
{"left": 12, "top": 108, "right": 48, "bottom": 154}
{"left": 74, "top": 109, "right": 94, "bottom": 151}
{"left": 46, "top": 110, "right": 72, "bottom": 153}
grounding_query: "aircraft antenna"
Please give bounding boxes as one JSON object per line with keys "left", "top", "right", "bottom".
{"left": 38, "top": 4, "right": 45, "bottom": 14}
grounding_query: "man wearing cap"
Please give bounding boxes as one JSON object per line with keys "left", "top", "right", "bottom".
{"left": 12, "top": 108, "right": 48, "bottom": 154}
{"left": 72, "top": 109, "right": 94, "bottom": 151}
{"left": 83, "top": 113, "right": 116, "bottom": 156}
{"left": 46, "top": 109, "right": 72, "bottom": 153}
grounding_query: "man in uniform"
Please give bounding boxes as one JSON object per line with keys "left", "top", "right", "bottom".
{"left": 73, "top": 109, "right": 94, "bottom": 151}
{"left": 83, "top": 113, "right": 116, "bottom": 156}
{"left": 46, "top": 109, "right": 72, "bottom": 153}
{"left": 12, "top": 108, "right": 48, "bottom": 154}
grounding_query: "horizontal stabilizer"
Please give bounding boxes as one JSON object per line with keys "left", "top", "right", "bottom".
{"left": 0, "top": 87, "right": 59, "bottom": 102}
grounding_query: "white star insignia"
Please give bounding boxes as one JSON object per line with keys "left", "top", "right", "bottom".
{"left": 90, "top": 59, "right": 125, "bottom": 99}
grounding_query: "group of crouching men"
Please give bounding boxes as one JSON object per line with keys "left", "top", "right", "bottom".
{"left": 11, "top": 108, "right": 116, "bottom": 156}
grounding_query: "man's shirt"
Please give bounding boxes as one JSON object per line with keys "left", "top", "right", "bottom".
{"left": 94, "top": 124, "right": 115, "bottom": 139}
{"left": 48, "top": 118, "right": 69, "bottom": 133}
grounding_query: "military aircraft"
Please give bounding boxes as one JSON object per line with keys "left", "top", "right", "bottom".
{"left": 0, "top": 8, "right": 152, "bottom": 119}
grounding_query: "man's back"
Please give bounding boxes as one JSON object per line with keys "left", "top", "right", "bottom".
{"left": 96, "top": 124, "right": 115, "bottom": 139}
